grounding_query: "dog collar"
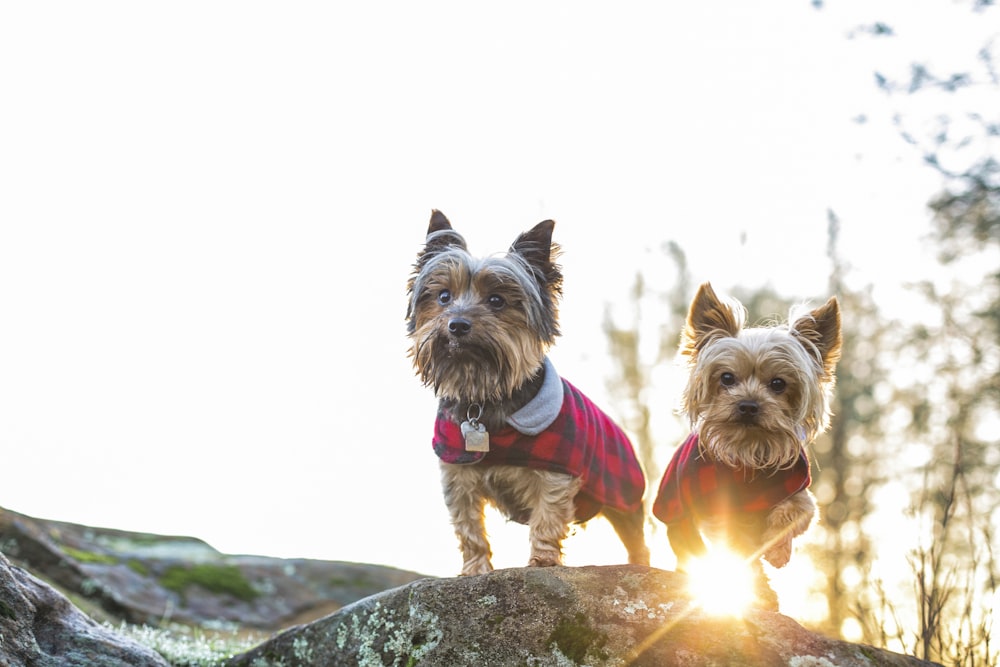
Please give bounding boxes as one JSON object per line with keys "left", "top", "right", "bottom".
{"left": 505, "top": 356, "right": 565, "bottom": 435}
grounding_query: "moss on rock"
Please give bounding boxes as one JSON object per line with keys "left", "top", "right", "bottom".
{"left": 160, "top": 564, "right": 259, "bottom": 602}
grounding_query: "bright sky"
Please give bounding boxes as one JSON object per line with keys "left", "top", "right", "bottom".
{"left": 1, "top": 1, "right": 994, "bottom": 606}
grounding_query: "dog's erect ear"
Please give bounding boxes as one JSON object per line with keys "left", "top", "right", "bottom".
{"left": 510, "top": 220, "right": 564, "bottom": 324}
{"left": 423, "top": 209, "right": 467, "bottom": 252}
{"left": 680, "top": 282, "right": 745, "bottom": 357}
{"left": 509, "top": 219, "right": 556, "bottom": 266}
{"left": 510, "top": 219, "right": 562, "bottom": 286}
{"left": 793, "top": 296, "right": 842, "bottom": 379}
{"left": 428, "top": 209, "right": 453, "bottom": 234}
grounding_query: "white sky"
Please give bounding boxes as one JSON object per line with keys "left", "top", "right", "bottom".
{"left": 1, "top": 2, "right": 995, "bottom": 586}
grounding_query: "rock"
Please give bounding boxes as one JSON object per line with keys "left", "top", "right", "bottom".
{"left": 0, "top": 550, "right": 170, "bottom": 667}
{"left": 226, "top": 565, "right": 941, "bottom": 667}
{"left": 0, "top": 506, "right": 428, "bottom": 631}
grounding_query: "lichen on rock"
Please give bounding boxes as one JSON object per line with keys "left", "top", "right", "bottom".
{"left": 226, "top": 565, "right": 942, "bottom": 667}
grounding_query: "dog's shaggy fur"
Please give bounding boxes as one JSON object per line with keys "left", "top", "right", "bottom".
{"left": 653, "top": 282, "right": 841, "bottom": 608}
{"left": 406, "top": 210, "right": 650, "bottom": 575}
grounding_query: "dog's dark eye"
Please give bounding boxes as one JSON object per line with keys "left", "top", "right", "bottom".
{"left": 487, "top": 294, "right": 506, "bottom": 310}
{"left": 720, "top": 372, "right": 737, "bottom": 387}
{"left": 769, "top": 378, "right": 787, "bottom": 393}
{"left": 437, "top": 290, "right": 452, "bottom": 306}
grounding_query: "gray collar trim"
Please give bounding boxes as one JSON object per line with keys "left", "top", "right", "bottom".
{"left": 506, "top": 356, "right": 564, "bottom": 436}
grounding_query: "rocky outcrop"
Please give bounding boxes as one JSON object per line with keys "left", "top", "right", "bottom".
{"left": 227, "top": 565, "right": 941, "bottom": 667}
{"left": 0, "top": 550, "right": 170, "bottom": 667}
{"left": 0, "top": 506, "right": 428, "bottom": 630}
{"left": 0, "top": 508, "right": 943, "bottom": 666}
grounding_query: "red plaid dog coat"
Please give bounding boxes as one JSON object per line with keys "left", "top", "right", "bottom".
{"left": 652, "top": 432, "right": 811, "bottom": 525}
{"left": 433, "top": 374, "right": 645, "bottom": 524}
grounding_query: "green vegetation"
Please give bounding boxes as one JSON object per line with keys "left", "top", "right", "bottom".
{"left": 61, "top": 546, "right": 118, "bottom": 565}
{"left": 328, "top": 573, "right": 375, "bottom": 588}
{"left": 127, "top": 559, "right": 149, "bottom": 576}
{"left": 160, "top": 564, "right": 259, "bottom": 603}
{"left": 548, "top": 612, "right": 609, "bottom": 663}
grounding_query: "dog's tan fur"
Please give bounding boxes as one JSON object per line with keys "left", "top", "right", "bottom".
{"left": 407, "top": 211, "right": 649, "bottom": 575}
{"left": 663, "top": 282, "right": 841, "bottom": 607}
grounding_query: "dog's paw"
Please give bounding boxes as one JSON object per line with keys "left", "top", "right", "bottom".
{"left": 628, "top": 545, "right": 651, "bottom": 567}
{"left": 528, "top": 553, "right": 562, "bottom": 568}
{"left": 762, "top": 536, "right": 792, "bottom": 568}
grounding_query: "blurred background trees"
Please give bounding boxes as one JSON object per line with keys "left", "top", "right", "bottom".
{"left": 600, "top": 2, "right": 999, "bottom": 664}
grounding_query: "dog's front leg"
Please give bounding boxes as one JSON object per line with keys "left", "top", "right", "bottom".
{"left": 440, "top": 463, "right": 493, "bottom": 576}
{"left": 525, "top": 470, "right": 580, "bottom": 568}
{"left": 667, "top": 518, "right": 708, "bottom": 572}
{"left": 762, "top": 489, "right": 817, "bottom": 568}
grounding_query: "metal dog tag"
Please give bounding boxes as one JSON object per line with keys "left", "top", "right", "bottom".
{"left": 461, "top": 420, "right": 490, "bottom": 452}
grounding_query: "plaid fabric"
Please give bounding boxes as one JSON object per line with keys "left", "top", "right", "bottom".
{"left": 652, "top": 432, "right": 811, "bottom": 525}
{"left": 433, "top": 378, "right": 645, "bottom": 523}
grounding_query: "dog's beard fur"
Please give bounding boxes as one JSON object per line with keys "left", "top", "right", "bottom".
{"left": 680, "top": 283, "right": 842, "bottom": 472}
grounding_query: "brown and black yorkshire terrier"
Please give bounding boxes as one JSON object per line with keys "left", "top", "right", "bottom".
{"left": 406, "top": 210, "right": 650, "bottom": 576}
{"left": 653, "top": 282, "right": 841, "bottom": 609}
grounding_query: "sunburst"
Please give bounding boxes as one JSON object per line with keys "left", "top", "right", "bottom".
{"left": 684, "top": 548, "right": 757, "bottom": 616}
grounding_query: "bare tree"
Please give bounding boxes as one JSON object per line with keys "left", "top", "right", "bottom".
{"left": 814, "top": 3, "right": 1000, "bottom": 661}
{"left": 602, "top": 241, "right": 691, "bottom": 521}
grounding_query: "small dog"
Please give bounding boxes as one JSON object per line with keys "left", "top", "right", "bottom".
{"left": 652, "top": 282, "right": 841, "bottom": 609}
{"left": 406, "top": 210, "right": 650, "bottom": 576}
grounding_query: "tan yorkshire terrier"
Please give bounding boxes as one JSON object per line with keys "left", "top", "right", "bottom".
{"left": 406, "top": 210, "right": 650, "bottom": 576}
{"left": 653, "top": 282, "right": 841, "bottom": 609}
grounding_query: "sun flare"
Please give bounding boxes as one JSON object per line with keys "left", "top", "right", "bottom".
{"left": 685, "top": 550, "right": 757, "bottom": 617}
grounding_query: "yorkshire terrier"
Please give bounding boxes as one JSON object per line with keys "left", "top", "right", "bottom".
{"left": 406, "top": 210, "right": 650, "bottom": 576}
{"left": 653, "top": 282, "right": 841, "bottom": 609}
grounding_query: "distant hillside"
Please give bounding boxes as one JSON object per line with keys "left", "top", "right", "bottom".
{"left": 0, "top": 506, "right": 430, "bottom": 631}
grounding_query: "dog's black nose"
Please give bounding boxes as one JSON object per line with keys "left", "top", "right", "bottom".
{"left": 737, "top": 400, "right": 759, "bottom": 417}
{"left": 448, "top": 317, "right": 472, "bottom": 337}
